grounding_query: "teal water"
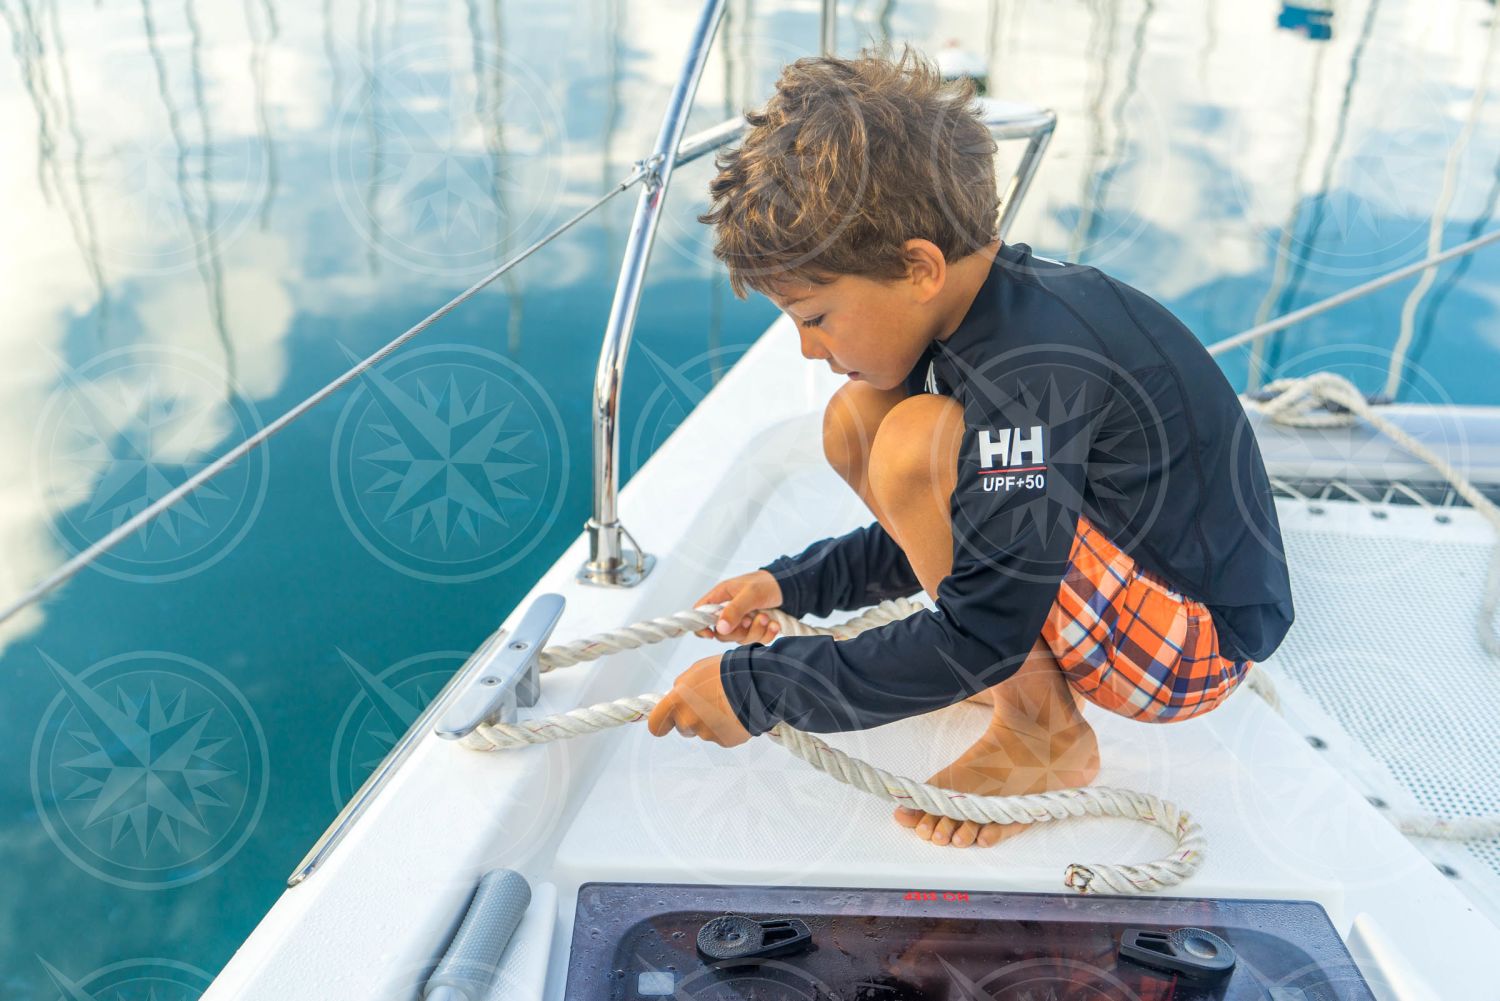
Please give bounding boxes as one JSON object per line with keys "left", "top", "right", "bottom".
{"left": 3, "top": 0, "right": 1499, "bottom": 995}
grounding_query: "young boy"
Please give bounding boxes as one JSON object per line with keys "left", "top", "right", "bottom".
{"left": 645, "top": 47, "right": 1295, "bottom": 850}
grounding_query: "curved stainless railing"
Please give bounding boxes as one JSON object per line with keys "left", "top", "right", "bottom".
{"left": 577, "top": 0, "right": 728, "bottom": 587}
{"left": 576, "top": 3, "right": 1060, "bottom": 586}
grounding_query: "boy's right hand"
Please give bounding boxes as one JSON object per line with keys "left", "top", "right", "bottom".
{"left": 693, "top": 570, "right": 785, "bottom": 645}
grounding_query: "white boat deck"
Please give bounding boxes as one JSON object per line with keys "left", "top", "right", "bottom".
{"left": 1253, "top": 499, "right": 1500, "bottom": 921}
{"left": 203, "top": 317, "right": 1500, "bottom": 1001}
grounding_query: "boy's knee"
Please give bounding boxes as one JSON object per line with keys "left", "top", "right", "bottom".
{"left": 821, "top": 387, "right": 862, "bottom": 481}
{"left": 868, "top": 394, "right": 965, "bottom": 503}
{"left": 821, "top": 381, "right": 902, "bottom": 484}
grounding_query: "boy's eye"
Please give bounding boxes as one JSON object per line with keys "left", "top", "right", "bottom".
{"left": 801, "top": 315, "right": 825, "bottom": 328}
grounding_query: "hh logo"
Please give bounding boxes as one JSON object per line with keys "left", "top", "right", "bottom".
{"left": 977, "top": 425, "right": 1046, "bottom": 492}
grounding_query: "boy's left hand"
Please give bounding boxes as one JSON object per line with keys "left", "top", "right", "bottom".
{"left": 647, "top": 653, "right": 753, "bottom": 747}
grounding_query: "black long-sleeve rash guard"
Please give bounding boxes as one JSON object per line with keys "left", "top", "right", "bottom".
{"left": 718, "top": 241, "right": 1295, "bottom": 737}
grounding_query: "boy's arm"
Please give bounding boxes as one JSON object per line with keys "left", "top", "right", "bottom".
{"left": 757, "top": 521, "right": 922, "bottom": 620}
{"left": 719, "top": 346, "right": 1107, "bottom": 735}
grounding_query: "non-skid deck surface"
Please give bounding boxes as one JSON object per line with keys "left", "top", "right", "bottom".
{"left": 1258, "top": 499, "right": 1500, "bottom": 924}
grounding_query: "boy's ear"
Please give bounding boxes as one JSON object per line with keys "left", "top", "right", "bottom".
{"left": 901, "top": 238, "right": 948, "bottom": 302}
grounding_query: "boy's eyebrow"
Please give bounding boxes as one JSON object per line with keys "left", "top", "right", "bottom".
{"left": 776, "top": 292, "right": 819, "bottom": 313}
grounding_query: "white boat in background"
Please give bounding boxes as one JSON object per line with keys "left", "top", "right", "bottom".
{"left": 8, "top": 1, "right": 1496, "bottom": 998}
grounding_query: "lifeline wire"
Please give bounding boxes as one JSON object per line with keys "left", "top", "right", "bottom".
{"left": 0, "top": 167, "right": 646, "bottom": 629}
{"left": 1204, "top": 228, "right": 1500, "bottom": 359}
{"left": 5, "top": 215, "right": 1495, "bottom": 628}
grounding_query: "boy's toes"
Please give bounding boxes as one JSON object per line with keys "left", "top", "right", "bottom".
{"left": 892, "top": 806, "right": 922, "bottom": 828}
{"left": 892, "top": 809, "right": 985, "bottom": 847}
{"left": 976, "top": 821, "right": 1027, "bottom": 847}
{"left": 952, "top": 820, "right": 981, "bottom": 847}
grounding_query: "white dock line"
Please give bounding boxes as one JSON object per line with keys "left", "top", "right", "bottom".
{"left": 1247, "top": 371, "right": 1500, "bottom": 659}
{"left": 458, "top": 598, "right": 1206, "bottom": 897}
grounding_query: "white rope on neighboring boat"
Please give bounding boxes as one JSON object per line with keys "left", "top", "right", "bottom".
{"left": 1247, "top": 370, "right": 1500, "bottom": 657}
{"left": 1387, "top": 814, "right": 1500, "bottom": 841}
{"left": 462, "top": 598, "right": 1206, "bottom": 896}
{"left": 1245, "top": 371, "right": 1500, "bottom": 843}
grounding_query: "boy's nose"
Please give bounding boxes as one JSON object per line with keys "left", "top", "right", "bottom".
{"left": 798, "top": 330, "right": 828, "bottom": 361}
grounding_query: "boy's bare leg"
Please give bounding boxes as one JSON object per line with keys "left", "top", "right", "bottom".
{"left": 891, "top": 636, "right": 1100, "bottom": 847}
{"left": 824, "top": 388, "right": 1100, "bottom": 849}
{"left": 821, "top": 380, "right": 910, "bottom": 525}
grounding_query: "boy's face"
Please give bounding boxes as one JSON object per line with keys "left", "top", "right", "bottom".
{"left": 765, "top": 269, "right": 941, "bottom": 392}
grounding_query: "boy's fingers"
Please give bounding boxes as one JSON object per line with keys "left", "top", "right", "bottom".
{"left": 646, "top": 693, "right": 679, "bottom": 737}
{"left": 694, "top": 590, "right": 733, "bottom": 636}
{"left": 757, "top": 618, "right": 782, "bottom": 644}
{"left": 694, "top": 583, "right": 730, "bottom": 609}
{"left": 716, "top": 593, "right": 758, "bottom": 635}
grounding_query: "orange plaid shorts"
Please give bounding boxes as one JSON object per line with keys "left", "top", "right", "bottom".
{"left": 1038, "top": 514, "right": 1253, "bottom": 723}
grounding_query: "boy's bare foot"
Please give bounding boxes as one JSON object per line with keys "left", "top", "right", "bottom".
{"left": 895, "top": 641, "right": 1100, "bottom": 848}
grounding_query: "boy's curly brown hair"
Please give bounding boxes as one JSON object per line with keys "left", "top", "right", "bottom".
{"left": 697, "top": 44, "right": 1000, "bottom": 301}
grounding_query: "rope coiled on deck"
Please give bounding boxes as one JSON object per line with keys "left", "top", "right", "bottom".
{"left": 459, "top": 598, "right": 1205, "bottom": 896}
